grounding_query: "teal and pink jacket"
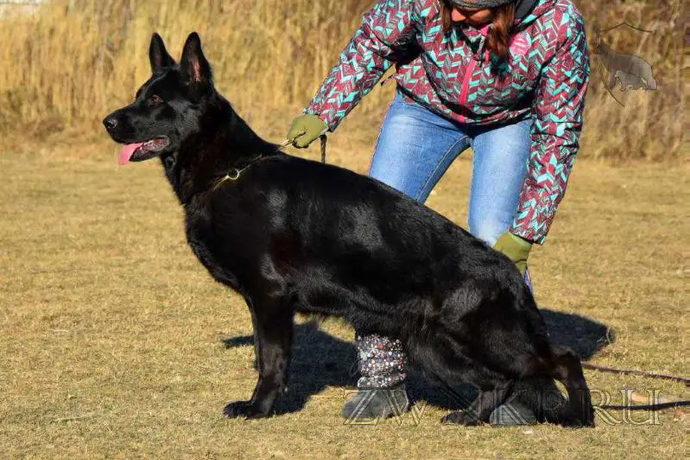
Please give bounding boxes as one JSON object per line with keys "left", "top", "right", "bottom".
{"left": 305, "top": 0, "right": 590, "bottom": 244}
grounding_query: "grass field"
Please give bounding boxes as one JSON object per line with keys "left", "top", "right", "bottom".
{"left": 0, "top": 0, "right": 686, "bottom": 458}
{"left": 0, "top": 141, "right": 687, "bottom": 459}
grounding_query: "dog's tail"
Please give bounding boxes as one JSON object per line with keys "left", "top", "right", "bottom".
{"left": 549, "top": 349, "right": 595, "bottom": 427}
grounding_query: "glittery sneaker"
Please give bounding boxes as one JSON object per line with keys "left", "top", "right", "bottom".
{"left": 341, "top": 383, "right": 410, "bottom": 419}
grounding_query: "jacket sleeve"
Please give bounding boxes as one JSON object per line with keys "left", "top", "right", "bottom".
{"left": 304, "top": 0, "right": 419, "bottom": 131}
{"left": 509, "top": 11, "right": 590, "bottom": 244}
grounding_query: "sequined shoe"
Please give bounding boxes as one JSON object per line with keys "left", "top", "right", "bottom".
{"left": 341, "top": 383, "right": 410, "bottom": 419}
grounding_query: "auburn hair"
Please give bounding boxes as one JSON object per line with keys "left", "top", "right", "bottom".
{"left": 440, "top": 1, "right": 516, "bottom": 60}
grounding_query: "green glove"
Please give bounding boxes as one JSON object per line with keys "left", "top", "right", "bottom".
{"left": 493, "top": 231, "right": 532, "bottom": 275}
{"left": 286, "top": 114, "right": 328, "bottom": 148}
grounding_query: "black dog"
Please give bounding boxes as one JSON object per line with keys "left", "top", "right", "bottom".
{"left": 103, "top": 32, "right": 594, "bottom": 427}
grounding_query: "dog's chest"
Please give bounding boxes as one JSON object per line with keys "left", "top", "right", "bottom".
{"left": 183, "top": 207, "right": 242, "bottom": 291}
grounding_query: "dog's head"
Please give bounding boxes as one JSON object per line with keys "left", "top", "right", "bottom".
{"left": 103, "top": 32, "right": 214, "bottom": 165}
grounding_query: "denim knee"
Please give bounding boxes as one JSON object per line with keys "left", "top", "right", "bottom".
{"left": 467, "top": 217, "right": 509, "bottom": 247}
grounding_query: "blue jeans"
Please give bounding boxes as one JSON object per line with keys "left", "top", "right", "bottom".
{"left": 369, "top": 92, "right": 531, "bottom": 247}
{"left": 354, "top": 91, "right": 533, "bottom": 391}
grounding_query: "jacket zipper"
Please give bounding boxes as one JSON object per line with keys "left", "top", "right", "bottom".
{"left": 458, "top": 57, "right": 477, "bottom": 123}
{"left": 457, "top": 24, "right": 488, "bottom": 123}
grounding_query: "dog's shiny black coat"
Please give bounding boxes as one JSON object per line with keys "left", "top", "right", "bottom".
{"left": 103, "top": 33, "right": 594, "bottom": 426}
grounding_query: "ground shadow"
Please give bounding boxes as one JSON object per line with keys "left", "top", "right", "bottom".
{"left": 222, "top": 320, "right": 358, "bottom": 414}
{"left": 540, "top": 308, "right": 615, "bottom": 360}
{"left": 222, "top": 308, "right": 614, "bottom": 414}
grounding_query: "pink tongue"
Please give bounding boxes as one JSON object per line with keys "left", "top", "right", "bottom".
{"left": 118, "top": 142, "right": 144, "bottom": 165}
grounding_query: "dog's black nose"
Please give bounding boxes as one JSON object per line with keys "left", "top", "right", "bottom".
{"left": 103, "top": 117, "right": 118, "bottom": 130}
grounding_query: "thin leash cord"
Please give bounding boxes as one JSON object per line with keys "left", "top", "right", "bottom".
{"left": 280, "top": 132, "right": 327, "bottom": 164}
{"left": 214, "top": 135, "right": 322, "bottom": 191}
{"left": 278, "top": 138, "right": 294, "bottom": 149}
{"left": 582, "top": 362, "right": 690, "bottom": 387}
{"left": 582, "top": 362, "right": 690, "bottom": 410}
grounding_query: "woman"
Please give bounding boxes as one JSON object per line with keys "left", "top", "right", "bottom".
{"left": 287, "top": 0, "right": 589, "bottom": 424}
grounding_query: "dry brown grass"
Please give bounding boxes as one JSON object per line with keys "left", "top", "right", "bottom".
{"left": 0, "top": 0, "right": 685, "bottom": 160}
{"left": 0, "top": 144, "right": 687, "bottom": 458}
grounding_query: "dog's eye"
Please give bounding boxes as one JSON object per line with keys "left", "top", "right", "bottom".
{"left": 147, "top": 95, "right": 163, "bottom": 105}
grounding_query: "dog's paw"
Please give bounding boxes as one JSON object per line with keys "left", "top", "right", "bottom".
{"left": 222, "top": 400, "right": 270, "bottom": 419}
{"left": 441, "top": 410, "right": 483, "bottom": 426}
{"left": 560, "top": 416, "right": 596, "bottom": 428}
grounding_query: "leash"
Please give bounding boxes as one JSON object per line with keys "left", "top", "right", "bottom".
{"left": 582, "top": 362, "right": 690, "bottom": 387}
{"left": 284, "top": 129, "right": 327, "bottom": 163}
{"left": 319, "top": 134, "right": 327, "bottom": 164}
{"left": 212, "top": 133, "right": 328, "bottom": 191}
{"left": 283, "top": 129, "right": 327, "bottom": 163}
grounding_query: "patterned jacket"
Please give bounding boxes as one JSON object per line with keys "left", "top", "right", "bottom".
{"left": 305, "top": 0, "right": 590, "bottom": 244}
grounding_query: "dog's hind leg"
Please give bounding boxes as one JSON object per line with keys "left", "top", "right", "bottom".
{"left": 406, "top": 333, "right": 516, "bottom": 426}
{"left": 550, "top": 349, "right": 595, "bottom": 427}
{"left": 508, "top": 376, "right": 569, "bottom": 424}
{"left": 223, "top": 294, "right": 294, "bottom": 419}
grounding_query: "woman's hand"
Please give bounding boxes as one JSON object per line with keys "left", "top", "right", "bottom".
{"left": 493, "top": 231, "right": 532, "bottom": 275}
{"left": 287, "top": 114, "right": 328, "bottom": 148}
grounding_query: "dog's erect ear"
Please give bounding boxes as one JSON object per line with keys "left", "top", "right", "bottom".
{"left": 149, "top": 33, "right": 176, "bottom": 74}
{"left": 180, "top": 32, "right": 213, "bottom": 90}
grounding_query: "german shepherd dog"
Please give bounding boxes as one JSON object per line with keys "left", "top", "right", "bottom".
{"left": 103, "top": 32, "right": 594, "bottom": 427}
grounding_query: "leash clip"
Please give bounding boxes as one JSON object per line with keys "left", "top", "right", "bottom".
{"left": 212, "top": 155, "right": 264, "bottom": 191}
{"left": 226, "top": 168, "right": 241, "bottom": 181}
{"left": 212, "top": 168, "right": 241, "bottom": 191}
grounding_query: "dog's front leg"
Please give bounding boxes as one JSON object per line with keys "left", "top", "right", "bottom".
{"left": 223, "top": 296, "right": 294, "bottom": 419}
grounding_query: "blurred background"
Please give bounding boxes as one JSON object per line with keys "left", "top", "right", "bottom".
{"left": 0, "top": 0, "right": 685, "bottom": 161}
